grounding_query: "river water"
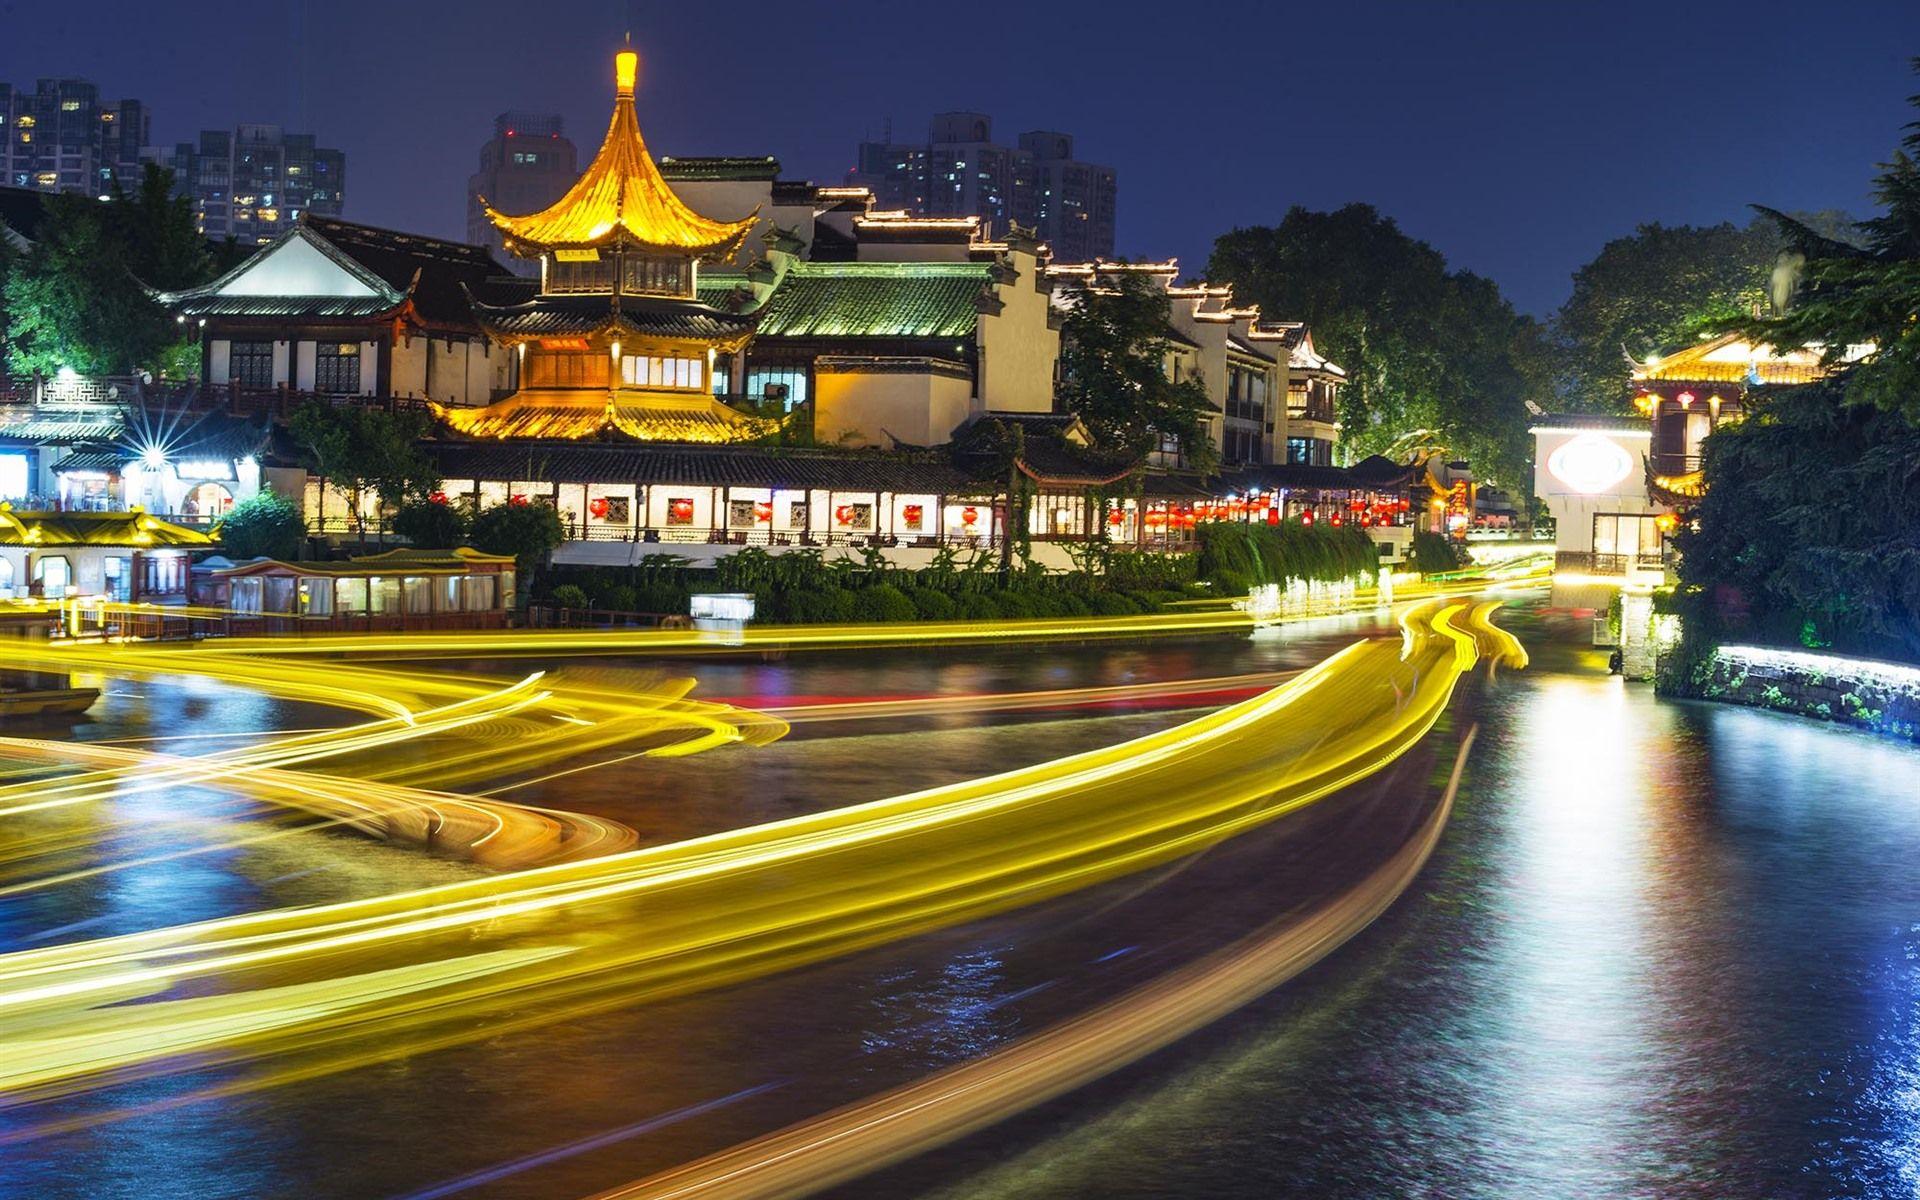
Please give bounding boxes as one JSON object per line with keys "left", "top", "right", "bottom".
{"left": 2, "top": 603, "right": 1918, "bottom": 1198}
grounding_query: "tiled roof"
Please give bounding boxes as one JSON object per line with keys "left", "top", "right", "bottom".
{"left": 430, "top": 442, "right": 980, "bottom": 493}
{"left": 437, "top": 390, "right": 771, "bottom": 443}
{"left": 1212, "top": 459, "right": 1417, "bottom": 493}
{"left": 657, "top": 155, "right": 781, "bottom": 182}
{"left": 1530, "top": 412, "right": 1650, "bottom": 433}
{"left": 49, "top": 449, "right": 126, "bottom": 474}
{"left": 0, "top": 510, "right": 212, "bottom": 548}
{"left": 304, "top": 216, "right": 521, "bottom": 326}
{"left": 170, "top": 294, "right": 398, "bottom": 320}
{"left": 0, "top": 414, "right": 127, "bottom": 443}
{"left": 468, "top": 292, "right": 756, "bottom": 342}
{"left": 702, "top": 261, "right": 992, "bottom": 340}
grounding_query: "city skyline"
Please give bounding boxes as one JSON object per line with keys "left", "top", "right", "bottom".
{"left": 4, "top": 0, "right": 1915, "bottom": 314}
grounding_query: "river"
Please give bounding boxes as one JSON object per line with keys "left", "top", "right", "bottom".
{"left": 1, "top": 602, "right": 1916, "bottom": 1198}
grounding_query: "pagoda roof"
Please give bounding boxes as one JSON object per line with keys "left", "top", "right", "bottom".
{"left": 1630, "top": 331, "right": 1863, "bottom": 387}
{"left": 434, "top": 389, "right": 776, "bottom": 444}
{"left": 466, "top": 290, "right": 755, "bottom": 347}
{"left": 482, "top": 51, "right": 758, "bottom": 259}
{"left": 701, "top": 261, "right": 994, "bottom": 341}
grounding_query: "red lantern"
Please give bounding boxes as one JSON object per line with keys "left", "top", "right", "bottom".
{"left": 961, "top": 506, "right": 979, "bottom": 527}
{"left": 902, "top": 503, "right": 923, "bottom": 526}
{"left": 1266, "top": 508, "right": 1279, "bottom": 525}
{"left": 1108, "top": 509, "right": 1125, "bottom": 525}
{"left": 669, "top": 498, "right": 694, "bottom": 522}
{"left": 754, "top": 501, "right": 773, "bottom": 522}
{"left": 429, "top": 491, "right": 449, "bottom": 505}
{"left": 1331, "top": 513, "right": 1344, "bottom": 527}
{"left": 1144, "top": 510, "right": 1165, "bottom": 528}
{"left": 509, "top": 494, "right": 529, "bottom": 507}
{"left": 589, "top": 497, "right": 610, "bottom": 519}
{"left": 834, "top": 504, "right": 854, "bottom": 525}
{"left": 1301, "top": 510, "right": 1314, "bottom": 526}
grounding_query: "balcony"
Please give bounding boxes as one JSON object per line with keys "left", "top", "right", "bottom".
{"left": 1555, "top": 550, "right": 1667, "bottom": 576}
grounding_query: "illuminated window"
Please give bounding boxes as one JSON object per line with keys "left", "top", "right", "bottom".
{"left": 315, "top": 343, "right": 362, "bottom": 394}
{"left": 619, "top": 355, "right": 702, "bottom": 389}
{"left": 619, "top": 255, "right": 688, "bottom": 296}
{"left": 547, "top": 257, "right": 612, "bottom": 294}
{"left": 17, "top": 116, "right": 34, "bottom": 128}
{"left": 60, "top": 100, "right": 80, "bottom": 112}
{"left": 744, "top": 366, "right": 807, "bottom": 409}
{"left": 32, "top": 555, "right": 71, "bottom": 594}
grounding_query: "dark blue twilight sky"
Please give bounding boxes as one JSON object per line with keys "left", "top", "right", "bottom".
{"left": 3, "top": 0, "right": 1917, "bottom": 315}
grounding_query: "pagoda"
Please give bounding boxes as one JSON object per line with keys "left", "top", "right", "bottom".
{"left": 444, "top": 49, "right": 773, "bottom": 442}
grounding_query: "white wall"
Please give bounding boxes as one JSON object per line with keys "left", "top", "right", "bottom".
{"left": 978, "top": 245, "right": 1061, "bottom": 414}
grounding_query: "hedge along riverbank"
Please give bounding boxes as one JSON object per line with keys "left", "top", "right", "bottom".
{"left": 540, "top": 545, "right": 1205, "bottom": 625}
{"left": 1665, "top": 643, "right": 1920, "bottom": 745}
{"left": 1193, "top": 523, "right": 1381, "bottom": 597}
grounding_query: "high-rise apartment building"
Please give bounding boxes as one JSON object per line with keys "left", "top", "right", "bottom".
{"left": 154, "top": 125, "right": 345, "bottom": 244}
{"left": 849, "top": 113, "right": 1116, "bottom": 261}
{"left": 0, "top": 78, "right": 149, "bottom": 196}
{"left": 466, "top": 112, "right": 578, "bottom": 275}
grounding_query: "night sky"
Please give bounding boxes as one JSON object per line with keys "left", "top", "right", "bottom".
{"left": 4, "top": 0, "right": 1917, "bottom": 315}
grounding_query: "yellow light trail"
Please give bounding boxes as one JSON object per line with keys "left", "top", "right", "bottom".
{"left": 0, "top": 599, "right": 1516, "bottom": 1116}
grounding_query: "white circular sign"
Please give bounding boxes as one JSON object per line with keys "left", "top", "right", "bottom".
{"left": 1547, "top": 433, "right": 1635, "bottom": 494}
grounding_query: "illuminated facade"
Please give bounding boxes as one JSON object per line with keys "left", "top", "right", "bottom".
{"left": 153, "top": 125, "right": 345, "bottom": 243}
{"left": 0, "top": 78, "right": 148, "bottom": 196}
{"left": 447, "top": 50, "right": 768, "bottom": 444}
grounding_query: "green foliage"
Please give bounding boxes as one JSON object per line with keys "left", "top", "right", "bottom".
{"left": 1209, "top": 204, "right": 1548, "bottom": 488}
{"left": 287, "top": 402, "right": 440, "bottom": 539}
{"left": 214, "top": 490, "right": 305, "bottom": 561}
{"left": 1194, "top": 521, "right": 1378, "bottom": 589}
{"left": 548, "top": 583, "right": 589, "bottom": 610}
{"left": 1407, "top": 531, "right": 1464, "bottom": 575}
{"left": 3, "top": 165, "right": 211, "bottom": 377}
{"left": 470, "top": 500, "right": 565, "bottom": 585}
{"left": 600, "top": 584, "right": 639, "bottom": 612}
{"left": 1555, "top": 220, "right": 1780, "bottom": 411}
{"left": 391, "top": 499, "right": 468, "bottom": 548}
{"left": 854, "top": 584, "right": 917, "bottom": 623}
{"left": 1055, "top": 271, "right": 1220, "bottom": 472}
{"left": 906, "top": 587, "right": 957, "bottom": 620}
{"left": 1105, "top": 550, "right": 1196, "bottom": 592}
{"left": 1670, "top": 381, "right": 1920, "bottom": 664}
{"left": 1086, "top": 591, "right": 1140, "bottom": 616}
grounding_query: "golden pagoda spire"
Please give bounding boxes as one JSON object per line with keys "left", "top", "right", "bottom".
{"left": 482, "top": 49, "right": 757, "bottom": 259}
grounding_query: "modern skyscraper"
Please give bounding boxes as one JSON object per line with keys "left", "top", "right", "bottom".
{"left": 466, "top": 112, "right": 578, "bottom": 275}
{"left": 155, "top": 125, "right": 346, "bottom": 244}
{"left": 0, "top": 78, "right": 149, "bottom": 197}
{"left": 848, "top": 113, "right": 1116, "bottom": 261}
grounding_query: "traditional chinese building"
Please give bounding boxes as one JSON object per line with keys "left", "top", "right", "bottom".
{"left": 444, "top": 50, "right": 770, "bottom": 445}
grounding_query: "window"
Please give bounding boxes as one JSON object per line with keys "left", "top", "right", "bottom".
{"left": 525, "top": 350, "right": 608, "bottom": 388}
{"left": 620, "top": 355, "right": 702, "bottom": 389}
{"left": 315, "top": 343, "right": 361, "bottom": 394}
{"left": 104, "top": 557, "right": 129, "bottom": 601}
{"left": 744, "top": 366, "right": 808, "bottom": 409}
{"left": 141, "top": 555, "right": 188, "bottom": 597}
{"left": 547, "top": 257, "right": 612, "bottom": 293}
{"left": 231, "top": 341, "right": 274, "bottom": 388}
{"left": 32, "top": 555, "right": 71, "bottom": 595}
{"left": 334, "top": 577, "right": 368, "bottom": 613}
{"left": 620, "top": 255, "right": 688, "bottom": 296}
{"left": 1592, "top": 514, "right": 1664, "bottom": 561}
{"left": 299, "top": 578, "right": 333, "bottom": 617}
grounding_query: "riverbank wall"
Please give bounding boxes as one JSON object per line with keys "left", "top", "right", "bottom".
{"left": 1664, "top": 644, "right": 1920, "bottom": 744}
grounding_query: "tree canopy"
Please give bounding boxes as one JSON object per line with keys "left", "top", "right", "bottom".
{"left": 1055, "top": 271, "right": 1219, "bottom": 473}
{"left": 1208, "top": 204, "right": 1546, "bottom": 487}
{"left": 215, "top": 490, "right": 306, "bottom": 561}
{"left": 287, "top": 401, "right": 440, "bottom": 539}
{"left": 2, "top": 164, "right": 211, "bottom": 377}
{"left": 470, "top": 500, "right": 565, "bottom": 590}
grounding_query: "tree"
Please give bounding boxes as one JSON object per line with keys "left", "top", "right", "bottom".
{"left": 2, "top": 164, "right": 209, "bottom": 377}
{"left": 470, "top": 500, "right": 565, "bottom": 597}
{"left": 1055, "top": 271, "right": 1219, "bottom": 472}
{"left": 287, "top": 402, "right": 439, "bottom": 540}
{"left": 1208, "top": 204, "right": 1546, "bottom": 488}
{"left": 215, "top": 490, "right": 306, "bottom": 561}
{"left": 1554, "top": 220, "right": 1781, "bottom": 412}
{"left": 1731, "top": 60, "right": 1920, "bottom": 424}
{"left": 392, "top": 498, "right": 469, "bottom": 548}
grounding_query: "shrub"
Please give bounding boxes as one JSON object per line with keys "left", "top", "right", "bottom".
{"left": 1087, "top": 591, "right": 1140, "bottom": 616}
{"left": 548, "top": 583, "right": 589, "bottom": 609}
{"left": 906, "top": 588, "right": 957, "bottom": 621}
{"left": 990, "top": 592, "right": 1035, "bottom": 619}
{"left": 470, "top": 500, "right": 566, "bottom": 579}
{"left": 855, "top": 584, "right": 917, "bottom": 623}
{"left": 392, "top": 499, "right": 468, "bottom": 549}
{"left": 954, "top": 593, "right": 997, "bottom": 620}
{"left": 1194, "top": 521, "right": 1377, "bottom": 588}
{"left": 215, "top": 490, "right": 306, "bottom": 560}
{"left": 1407, "top": 531, "right": 1464, "bottom": 575}
{"left": 1053, "top": 592, "right": 1091, "bottom": 617}
{"left": 600, "top": 584, "right": 638, "bottom": 612}
{"left": 1211, "top": 568, "right": 1252, "bottom": 598}
{"left": 790, "top": 586, "right": 857, "bottom": 624}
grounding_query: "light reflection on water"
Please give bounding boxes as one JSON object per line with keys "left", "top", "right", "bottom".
{"left": 890, "top": 660, "right": 1920, "bottom": 1200}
